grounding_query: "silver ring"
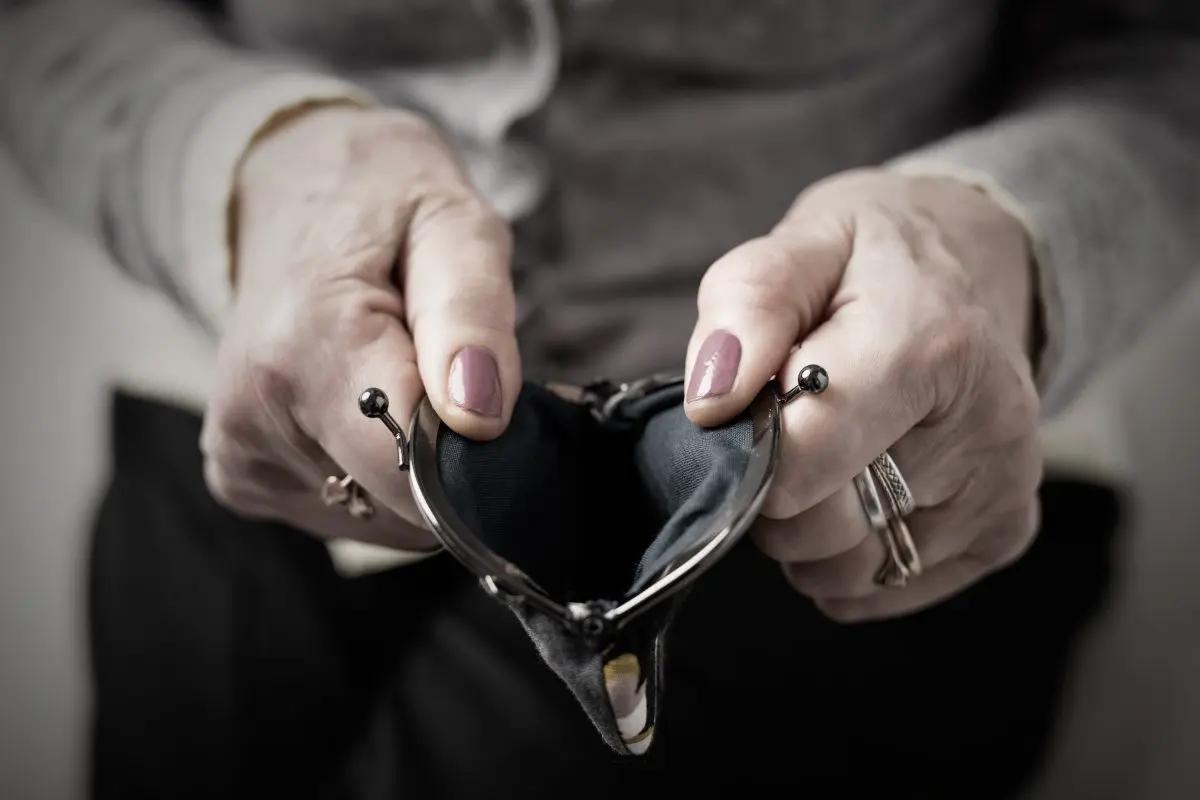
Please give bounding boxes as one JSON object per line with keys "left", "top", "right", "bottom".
{"left": 883, "top": 512, "right": 922, "bottom": 579}
{"left": 853, "top": 468, "right": 911, "bottom": 588}
{"left": 870, "top": 451, "right": 915, "bottom": 517}
{"left": 321, "top": 474, "right": 376, "bottom": 520}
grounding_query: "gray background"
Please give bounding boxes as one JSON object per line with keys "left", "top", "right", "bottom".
{"left": 1, "top": 146, "right": 1198, "bottom": 798}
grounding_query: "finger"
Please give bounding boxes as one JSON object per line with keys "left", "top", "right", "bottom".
{"left": 813, "top": 502, "right": 1040, "bottom": 622}
{"left": 782, "top": 531, "right": 887, "bottom": 601}
{"left": 201, "top": 349, "right": 343, "bottom": 513}
{"left": 815, "top": 556, "right": 989, "bottom": 622}
{"left": 761, "top": 218, "right": 940, "bottom": 519}
{"left": 203, "top": 429, "right": 437, "bottom": 550}
{"left": 902, "top": 486, "right": 1036, "bottom": 568}
{"left": 752, "top": 481, "right": 873, "bottom": 563}
{"left": 271, "top": 487, "right": 434, "bottom": 551}
{"left": 404, "top": 190, "right": 520, "bottom": 440}
{"left": 782, "top": 500, "right": 1033, "bottom": 601}
{"left": 303, "top": 308, "right": 436, "bottom": 548}
{"left": 757, "top": 458, "right": 973, "bottom": 573}
{"left": 886, "top": 387, "right": 1043, "bottom": 512}
{"left": 202, "top": 457, "right": 295, "bottom": 521}
{"left": 684, "top": 220, "right": 850, "bottom": 427}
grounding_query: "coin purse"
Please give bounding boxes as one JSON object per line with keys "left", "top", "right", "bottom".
{"left": 360, "top": 373, "right": 786, "bottom": 754}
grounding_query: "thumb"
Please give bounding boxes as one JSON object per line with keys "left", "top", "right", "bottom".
{"left": 404, "top": 189, "right": 521, "bottom": 440}
{"left": 684, "top": 223, "right": 850, "bottom": 427}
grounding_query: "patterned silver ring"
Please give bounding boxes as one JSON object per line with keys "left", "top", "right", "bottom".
{"left": 870, "top": 451, "right": 916, "bottom": 517}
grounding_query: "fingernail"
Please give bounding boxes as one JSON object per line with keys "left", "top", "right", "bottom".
{"left": 687, "top": 329, "right": 741, "bottom": 402}
{"left": 448, "top": 346, "right": 502, "bottom": 417}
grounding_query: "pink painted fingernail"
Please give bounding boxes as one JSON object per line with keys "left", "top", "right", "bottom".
{"left": 448, "top": 346, "right": 502, "bottom": 417}
{"left": 687, "top": 330, "right": 741, "bottom": 402}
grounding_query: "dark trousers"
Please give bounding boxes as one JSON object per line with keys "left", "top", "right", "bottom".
{"left": 90, "top": 393, "right": 1119, "bottom": 799}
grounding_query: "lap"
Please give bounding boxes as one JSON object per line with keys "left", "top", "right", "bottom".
{"left": 90, "top": 392, "right": 1119, "bottom": 799}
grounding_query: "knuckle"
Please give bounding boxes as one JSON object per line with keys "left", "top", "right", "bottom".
{"left": 238, "top": 307, "right": 301, "bottom": 384}
{"left": 994, "top": 530, "right": 1035, "bottom": 569}
{"left": 998, "top": 367, "right": 1041, "bottom": 434}
{"left": 1017, "top": 444, "right": 1045, "bottom": 499}
{"left": 998, "top": 437, "right": 1044, "bottom": 502}
{"left": 751, "top": 524, "right": 794, "bottom": 563}
{"left": 782, "top": 562, "right": 822, "bottom": 597}
{"left": 901, "top": 304, "right": 990, "bottom": 414}
{"left": 814, "top": 597, "right": 867, "bottom": 624}
{"left": 198, "top": 413, "right": 225, "bottom": 461}
{"left": 236, "top": 318, "right": 312, "bottom": 407}
{"left": 409, "top": 276, "right": 517, "bottom": 341}
{"left": 699, "top": 237, "right": 799, "bottom": 317}
{"left": 205, "top": 355, "right": 304, "bottom": 469}
{"left": 238, "top": 347, "right": 301, "bottom": 419}
{"left": 245, "top": 347, "right": 296, "bottom": 402}
{"left": 449, "top": 273, "right": 517, "bottom": 319}
{"left": 203, "top": 458, "right": 256, "bottom": 514}
{"left": 415, "top": 188, "right": 498, "bottom": 232}
{"left": 973, "top": 505, "right": 1040, "bottom": 568}
{"left": 912, "top": 305, "right": 988, "bottom": 375}
{"left": 759, "top": 487, "right": 805, "bottom": 520}
{"left": 202, "top": 394, "right": 260, "bottom": 458}
{"left": 409, "top": 191, "right": 514, "bottom": 270}
{"left": 350, "top": 109, "right": 444, "bottom": 157}
{"left": 324, "top": 290, "right": 390, "bottom": 350}
{"left": 970, "top": 530, "right": 1013, "bottom": 567}
{"left": 784, "top": 555, "right": 874, "bottom": 601}
{"left": 383, "top": 109, "right": 441, "bottom": 141}
{"left": 778, "top": 412, "right": 866, "bottom": 509}
{"left": 470, "top": 206, "right": 515, "bottom": 256}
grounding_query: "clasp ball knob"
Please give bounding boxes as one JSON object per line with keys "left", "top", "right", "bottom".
{"left": 358, "top": 387, "right": 389, "bottom": 418}
{"left": 797, "top": 364, "right": 829, "bottom": 395}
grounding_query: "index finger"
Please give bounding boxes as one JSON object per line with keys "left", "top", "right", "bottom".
{"left": 762, "top": 222, "right": 936, "bottom": 519}
{"left": 303, "top": 305, "right": 431, "bottom": 543}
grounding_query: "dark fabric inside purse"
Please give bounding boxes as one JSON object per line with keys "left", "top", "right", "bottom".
{"left": 436, "top": 382, "right": 754, "bottom": 603}
{"left": 433, "top": 380, "right": 757, "bottom": 754}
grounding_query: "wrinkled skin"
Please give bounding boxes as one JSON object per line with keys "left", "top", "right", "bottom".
{"left": 202, "top": 105, "right": 1041, "bottom": 618}
{"left": 201, "top": 106, "right": 518, "bottom": 550}
{"left": 686, "top": 170, "right": 1041, "bottom": 621}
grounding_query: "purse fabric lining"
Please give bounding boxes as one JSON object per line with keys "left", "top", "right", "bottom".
{"left": 435, "top": 381, "right": 755, "bottom": 754}
{"left": 436, "top": 381, "right": 753, "bottom": 603}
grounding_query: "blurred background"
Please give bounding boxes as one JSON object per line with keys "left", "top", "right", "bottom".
{"left": 2, "top": 137, "right": 1200, "bottom": 799}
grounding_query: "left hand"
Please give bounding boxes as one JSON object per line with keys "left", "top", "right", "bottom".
{"left": 684, "top": 169, "right": 1042, "bottom": 622}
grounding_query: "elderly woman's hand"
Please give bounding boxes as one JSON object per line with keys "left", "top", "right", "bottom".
{"left": 201, "top": 106, "right": 520, "bottom": 549}
{"left": 685, "top": 169, "right": 1041, "bottom": 621}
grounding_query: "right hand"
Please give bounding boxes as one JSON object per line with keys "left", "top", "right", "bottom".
{"left": 200, "top": 106, "right": 520, "bottom": 549}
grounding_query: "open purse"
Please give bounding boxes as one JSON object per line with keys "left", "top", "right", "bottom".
{"left": 358, "top": 368, "right": 825, "bottom": 754}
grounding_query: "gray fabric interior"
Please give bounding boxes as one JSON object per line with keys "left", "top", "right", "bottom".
{"left": 631, "top": 404, "right": 754, "bottom": 590}
{"left": 437, "top": 382, "right": 753, "bottom": 603}
{"left": 435, "top": 380, "right": 754, "bottom": 754}
{"left": 510, "top": 608, "right": 627, "bottom": 753}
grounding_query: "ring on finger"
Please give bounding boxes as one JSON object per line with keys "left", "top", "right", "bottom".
{"left": 321, "top": 474, "right": 376, "bottom": 520}
{"left": 869, "top": 454, "right": 922, "bottom": 578}
{"left": 883, "top": 513, "right": 921, "bottom": 580}
{"left": 853, "top": 468, "right": 911, "bottom": 588}
{"left": 870, "top": 450, "right": 916, "bottom": 517}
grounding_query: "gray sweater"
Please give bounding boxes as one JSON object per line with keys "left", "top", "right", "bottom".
{"left": 2, "top": 0, "right": 1198, "bottom": 415}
